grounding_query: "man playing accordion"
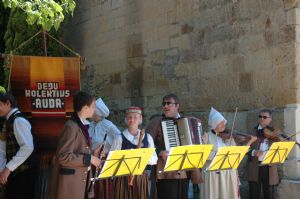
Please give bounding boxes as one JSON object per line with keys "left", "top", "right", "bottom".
{"left": 146, "top": 93, "right": 202, "bottom": 199}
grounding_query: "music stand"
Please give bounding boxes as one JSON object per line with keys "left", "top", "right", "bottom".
{"left": 207, "top": 146, "right": 250, "bottom": 171}
{"left": 97, "top": 148, "right": 155, "bottom": 179}
{"left": 261, "top": 141, "right": 295, "bottom": 165}
{"left": 162, "top": 144, "right": 213, "bottom": 172}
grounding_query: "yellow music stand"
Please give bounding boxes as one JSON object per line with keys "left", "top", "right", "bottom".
{"left": 207, "top": 146, "right": 250, "bottom": 171}
{"left": 261, "top": 141, "right": 296, "bottom": 165}
{"left": 162, "top": 145, "right": 213, "bottom": 172}
{"left": 98, "top": 148, "right": 155, "bottom": 179}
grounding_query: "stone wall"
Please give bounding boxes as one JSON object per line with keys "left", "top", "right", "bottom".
{"left": 65, "top": 0, "right": 298, "bottom": 121}
{"left": 64, "top": 0, "right": 300, "bottom": 198}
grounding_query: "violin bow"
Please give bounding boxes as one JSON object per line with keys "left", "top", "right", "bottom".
{"left": 229, "top": 107, "right": 238, "bottom": 145}
{"left": 281, "top": 131, "right": 300, "bottom": 148}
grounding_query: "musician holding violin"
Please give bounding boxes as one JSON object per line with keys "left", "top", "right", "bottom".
{"left": 245, "top": 109, "right": 280, "bottom": 199}
{"left": 200, "top": 107, "right": 257, "bottom": 199}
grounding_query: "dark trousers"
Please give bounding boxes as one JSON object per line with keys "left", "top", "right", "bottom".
{"left": 6, "top": 168, "right": 37, "bottom": 199}
{"left": 157, "top": 179, "right": 189, "bottom": 199}
{"left": 249, "top": 165, "right": 274, "bottom": 199}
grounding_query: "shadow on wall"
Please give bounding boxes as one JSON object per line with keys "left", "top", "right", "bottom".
{"left": 125, "top": 1, "right": 145, "bottom": 108}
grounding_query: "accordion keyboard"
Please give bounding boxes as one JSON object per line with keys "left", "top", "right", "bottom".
{"left": 161, "top": 120, "right": 180, "bottom": 151}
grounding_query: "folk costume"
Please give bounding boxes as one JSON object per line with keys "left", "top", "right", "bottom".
{"left": 147, "top": 113, "right": 202, "bottom": 199}
{"left": 88, "top": 98, "right": 121, "bottom": 151}
{"left": 200, "top": 107, "right": 240, "bottom": 199}
{"left": 3, "top": 108, "right": 36, "bottom": 199}
{"left": 50, "top": 113, "right": 94, "bottom": 199}
{"left": 111, "top": 107, "right": 157, "bottom": 199}
{"left": 245, "top": 125, "right": 279, "bottom": 199}
{"left": 88, "top": 98, "right": 121, "bottom": 199}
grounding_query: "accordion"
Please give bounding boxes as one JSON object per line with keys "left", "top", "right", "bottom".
{"left": 161, "top": 117, "right": 203, "bottom": 151}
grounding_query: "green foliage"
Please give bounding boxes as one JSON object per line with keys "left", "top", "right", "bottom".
{"left": 4, "top": 8, "right": 74, "bottom": 57}
{"left": 2, "top": 0, "right": 75, "bottom": 31}
{"left": 1, "top": 2, "right": 75, "bottom": 90}
{"left": 0, "top": 2, "right": 9, "bottom": 88}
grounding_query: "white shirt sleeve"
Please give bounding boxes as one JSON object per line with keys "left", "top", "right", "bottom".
{"left": 0, "top": 140, "right": 6, "bottom": 171}
{"left": 110, "top": 134, "right": 122, "bottom": 151}
{"left": 258, "top": 139, "right": 268, "bottom": 161}
{"left": 251, "top": 149, "right": 256, "bottom": 156}
{"left": 6, "top": 117, "right": 34, "bottom": 171}
{"left": 146, "top": 134, "right": 158, "bottom": 165}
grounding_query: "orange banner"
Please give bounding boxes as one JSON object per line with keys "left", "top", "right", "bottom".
{"left": 10, "top": 55, "right": 80, "bottom": 151}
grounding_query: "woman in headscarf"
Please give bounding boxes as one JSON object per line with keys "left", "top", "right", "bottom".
{"left": 89, "top": 97, "right": 121, "bottom": 155}
{"left": 88, "top": 97, "right": 122, "bottom": 199}
{"left": 200, "top": 107, "right": 256, "bottom": 199}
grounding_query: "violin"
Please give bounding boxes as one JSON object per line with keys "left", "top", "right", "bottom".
{"left": 262, "top": 126, "right": 283, "bottom": 141}
{"left": 216, "top": 129, "right": 252, "bottom": 141}
{"left": 262, "top": 126, "right": 300, "bottom": 148}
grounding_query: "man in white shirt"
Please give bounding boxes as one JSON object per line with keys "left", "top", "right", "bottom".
{"left": 0, "top": 93, "right": 36, "bottom": 199}
{"left": 0, "top": 87, "right": 6, "bottom": 171}
{"left": 246, "top": 109, "right": 279, "bottom": 199}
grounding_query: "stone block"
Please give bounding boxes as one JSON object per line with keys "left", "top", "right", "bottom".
{"left": 110, "top": 73, "right": 121, "bottom": 84}
{"left": 244, "top": 49, "right": 272, "bottom": 72}
{"left": 282, "top": 160, "right": 300, "bottom": 180}
{"left": 236, "top": 0, "right": 261, "bottom": 21}
{"left": 146, "top": 95, "right": 163, "bottom": 108}
{"left": 127, "top": 57, "right": 145, "bottom": 69}
{"left": 99, "top": 84, "right": 113, "bottom": 96}
{"left": 157, "top": 25, "right": 171, "bottom": 39}
{"left": 155, "top": 79, "right": 170, "bottom": 94}
{"left": 112, "top": 0, "right": 123, "bottom": 10}
{"left": 130, "top": 43, "right": 144, "bottom": 58}
{"left": 179, "top": 34, "right": 191, "bottom": 50}
{"left": 167, "top": 10, "right": 177, "bottom": 24}
{"left": 116, "top": 97, "right": 131, "bottom": 110}
{"left": 168, "top": 78, "right": 189, "bottom": 93}
{"left": 170, "top": 36, "right": 180, "bottom": 48}
{"left": 142, "top": 67, "right": 154, "bottom": 81}
{"left": 150, "top": 49, "right": 166, "bottom": 66}
{"left": 181, "top": 24, "right": 194, "bottom": 34}
{"left": 114, "top": 17, "right": 125, "bottom": 30}
{"left": 295, "top": 25, "right": 300, "bottom": 44}
{"left": 141, "top": 81, "right": 157, "bottom": 96}
{"left": 230, "top": 55, "right": 245, "bottom": 72}
{"left": 150, "top": 38, "right": 170, "bottom": 50}
{"left": 239, "top": 73, "right": 253, "bottom": 92}
{"left": 287, "top": 8, "right": 300, "bottom": 25}
{"left": 237, "top": 35, "right": 266, "bottom": 53}
{"left": 277, "top": 179, "right": 300, "bottom": 199}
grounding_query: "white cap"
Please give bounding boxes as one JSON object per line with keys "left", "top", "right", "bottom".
{"left": 208, "top": 107, "right": 227, "bottom": 130}
{"left": 95, "top": 98, "right": 110, "bottom": 118}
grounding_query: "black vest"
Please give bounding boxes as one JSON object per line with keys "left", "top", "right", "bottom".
{"left": 121, "top": 132, "right": 149, "bottom": 150}
{"left": 5, "top": 111, "right": 36, "bottom": 174}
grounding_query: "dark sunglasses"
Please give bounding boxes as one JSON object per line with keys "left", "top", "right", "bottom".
{"left": 258, "top": 115, "right": 270, "bottom": 119}
{"left": 162, "top": 101, "right": 177, "bottom": 106}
